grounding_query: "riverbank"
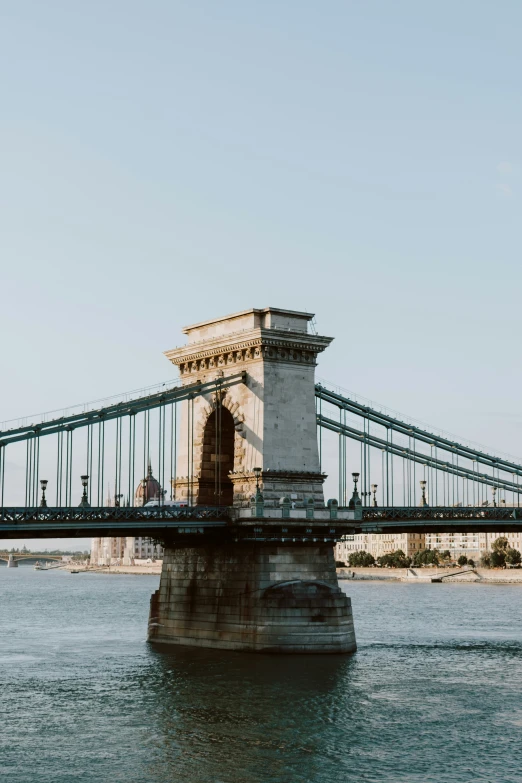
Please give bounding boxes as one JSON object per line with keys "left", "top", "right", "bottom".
{"left": 62, "top": 563, "right": 522, "bottom": 582}
{"left": 64, "top": 564, "right": 162, "bottom": 575}
{"left": 337, "top": 566, "right": 522, "bottom": 584}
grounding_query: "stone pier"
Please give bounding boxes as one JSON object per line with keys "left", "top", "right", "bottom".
{"left": 148, "top": 307, "right": 357, "bottom": 654}
{"left": 149, "top": 543, "right": 355, "bottom": 653}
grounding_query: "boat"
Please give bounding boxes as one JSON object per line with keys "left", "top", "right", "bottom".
{"left": 34, "top": 561, "right": 64, "bottom": 571}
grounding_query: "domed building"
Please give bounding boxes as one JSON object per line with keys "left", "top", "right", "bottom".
{"left": 90, "top": 464, "right": 165, "bottom": 566}
{"left": 134, "top": 462, "right": 163, "bottom": 507}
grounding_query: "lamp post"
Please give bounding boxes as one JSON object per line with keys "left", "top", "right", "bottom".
{"left": 419, "top": 480, "right": 428, "bottom": 507}
{"left": 40, "top": 479, "right": 48, "bottom": 508}
{"left": 371, "top": 484, "right": 378, "bottom": 507}
{"left": 349, "top": 472, "right": 361, "bottom": 509}
{"left": 253, "top": 466, "right": 261, "bottom": 493}
{"left": 251, "top": 466, "right": 264, "bottom": 517}
{"left": 491, "top": 486, "right": 497, "bottom": 508}
{"left": 79, "top": 475, "right": 90, "bottom": 508}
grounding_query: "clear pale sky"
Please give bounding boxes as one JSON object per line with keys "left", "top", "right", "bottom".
{"left": 1, "top": 1, "right": 521, "bottom": 549}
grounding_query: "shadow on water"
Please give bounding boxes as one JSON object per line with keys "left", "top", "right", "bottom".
{"left": 139, "top": 644, "right": 357, "bottom": 783}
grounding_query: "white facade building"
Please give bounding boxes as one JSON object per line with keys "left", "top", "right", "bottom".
{"left": 336, "top": 532, "right": 425, "bottom": 562}
{"left": 90, "top": 465, "right": 164, "bottom": 566}
{"left": 425, "top": 531, "right": 522, "bottom": 561}
{"left": 335, "top": 530, "right": 522, "bottom": 566}
{"left": 424, "top": 532, "right": 481, "bottom": 562}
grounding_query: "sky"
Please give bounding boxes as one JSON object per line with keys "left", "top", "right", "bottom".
{"left": 1, "top": 0, "right": 521, "bottom": 549}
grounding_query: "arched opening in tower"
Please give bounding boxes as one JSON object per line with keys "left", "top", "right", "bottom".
{"left": 198, "top": 406, "right": 235, "bottom": 506}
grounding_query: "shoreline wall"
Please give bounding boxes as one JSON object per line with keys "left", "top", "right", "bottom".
{"left": 338, "top": 567, "right": 522, "bottom": 584}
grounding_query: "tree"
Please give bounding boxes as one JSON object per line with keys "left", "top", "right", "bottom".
{"left": 492, "top": 537, "right": 509, "bottom": 553}
{"left": 413, "top": 548, "right": 440, "bottom": 567}
{"left": 348, "top": 551, "right": 375, "bottom": 568}
{"left": 467, "top": 559, "right": 475, "bottom": 568}
{"left": 490, "top": 550, "right": 505, "bottom": 568}
{"left": 505, "top": 548, "right": 522, "bottom": 567}
{"left": 377, "top": 550, "right": 411, "bottom": 568}
{"left": 336, "top": 560, "right": 346, "bottom": 568}
{"left": 457, "top": 555, "right": 468, "bottom": 567}
{"left": 480, "top": 553, "right": 491, "bottom": 568}
{"left": 441, "top": 550, "right": 452, "bottom": 562}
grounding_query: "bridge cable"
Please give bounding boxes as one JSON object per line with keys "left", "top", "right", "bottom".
{"left": 34, "top": 434, "right": 40, "bottom": 507}
{"left": 56, "top": 431, "right": 62, "bottom": 506}
{"left": 316, "top": 384, "right": 522, "bottom": 478}
{"left": 190, "top": 394, "right": 195, "bottom": 507}
{"left": 115, "top": 417, "right": 120, "bottom": 506}
{"left": 0, "top": 444, "right": 4, "bottom": 509}
{"left": 170, "top": 403, "right": 176, "bottom": 501}
{"left": 319, "top": 415, "right": 522, "bottom": 497}
{"left": 88, "top": 424, "right": 94, "bottom": 505}
{"left": 128, "top": 413, "right": 135, "bottom": 506}
{"left": 319, "top": 397, "right": 323, "bottom": 473}
{"left": 25, "top": 438, "right": 29, "bottom": 507}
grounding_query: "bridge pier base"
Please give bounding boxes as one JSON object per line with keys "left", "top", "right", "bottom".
{"left": 148, "top": 543, "right": 356, "bottom": 654}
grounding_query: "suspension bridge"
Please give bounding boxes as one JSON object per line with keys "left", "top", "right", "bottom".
{"left": 1, "top": 306, "right": 520, "bottom": 653}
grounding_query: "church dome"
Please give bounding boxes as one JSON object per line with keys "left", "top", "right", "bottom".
{"left": 135, "top": 463, "right": 162, "bottom": 505}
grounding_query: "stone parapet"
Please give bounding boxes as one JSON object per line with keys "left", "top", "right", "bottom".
{"left": 233, "top": 507, "right": 356, "bottom": 522}
{"left": 230, "top": 469, "right": 326, "bottom": 508}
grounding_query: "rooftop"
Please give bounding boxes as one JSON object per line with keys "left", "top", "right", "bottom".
{"left": 181, "top": 307, "right": 314, "bottom": 344}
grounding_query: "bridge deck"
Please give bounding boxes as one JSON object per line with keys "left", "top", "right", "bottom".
{"left": 0, "top": 507, "right": 230, "bottom": 539}
{"left": 0, "top": 506, "right": 520, "bottom": 539}
{"left": 358, "top": 506, "right": 522, "bottom": 534}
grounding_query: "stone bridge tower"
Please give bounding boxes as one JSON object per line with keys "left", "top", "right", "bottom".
{"left": 165, "top": 307, "right": 330, "bottom": 507}
{"left": 149, "top": 307, "right": 357, "bottom": 654}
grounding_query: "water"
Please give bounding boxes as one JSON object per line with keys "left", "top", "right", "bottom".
{"left": 1, "top": 570, "right": 521, "bottom": 783}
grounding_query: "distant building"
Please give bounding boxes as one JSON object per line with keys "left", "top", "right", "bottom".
{"left": 90, "top": 463, "right": 165, "bottom": 566}
{"left": 482, "top": 531, "right": 522, "bottom": 553}
{"left": 335, "top": 529, "right": 522, "bottom": 566}
{"left": 336, "top": 532, "right": 425, "bottom": 563}
{"left": 90, "top": 487, "right": 126, "bottom": 566}
{"left": 424, "top": 532, "right": 481, "bottom": 562}
{"left": 425, "top": 531, "right": 522, "bottom": 562}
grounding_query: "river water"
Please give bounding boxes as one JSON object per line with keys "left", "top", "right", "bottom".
{"left": 0, "top": 569, "right": 521, "bottom": 783}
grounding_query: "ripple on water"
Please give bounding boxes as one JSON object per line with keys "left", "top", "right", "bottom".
{"left": 0, "top": 570, "right": 521, "bottom": 783}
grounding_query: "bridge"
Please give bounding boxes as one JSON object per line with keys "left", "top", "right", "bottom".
{"left": 0, "top": 551, "right": 64, "bottom": 563}
{"left": 1, "top": 306, "right": 521, "bottom": 654}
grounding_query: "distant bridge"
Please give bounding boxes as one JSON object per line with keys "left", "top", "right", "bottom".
{"left": 0, "top": 551, "right": 63, "bottom": 563}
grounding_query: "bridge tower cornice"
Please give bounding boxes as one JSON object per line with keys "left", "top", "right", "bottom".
{"left": 164, "top": 308, "right": 332, "bottom": 378}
